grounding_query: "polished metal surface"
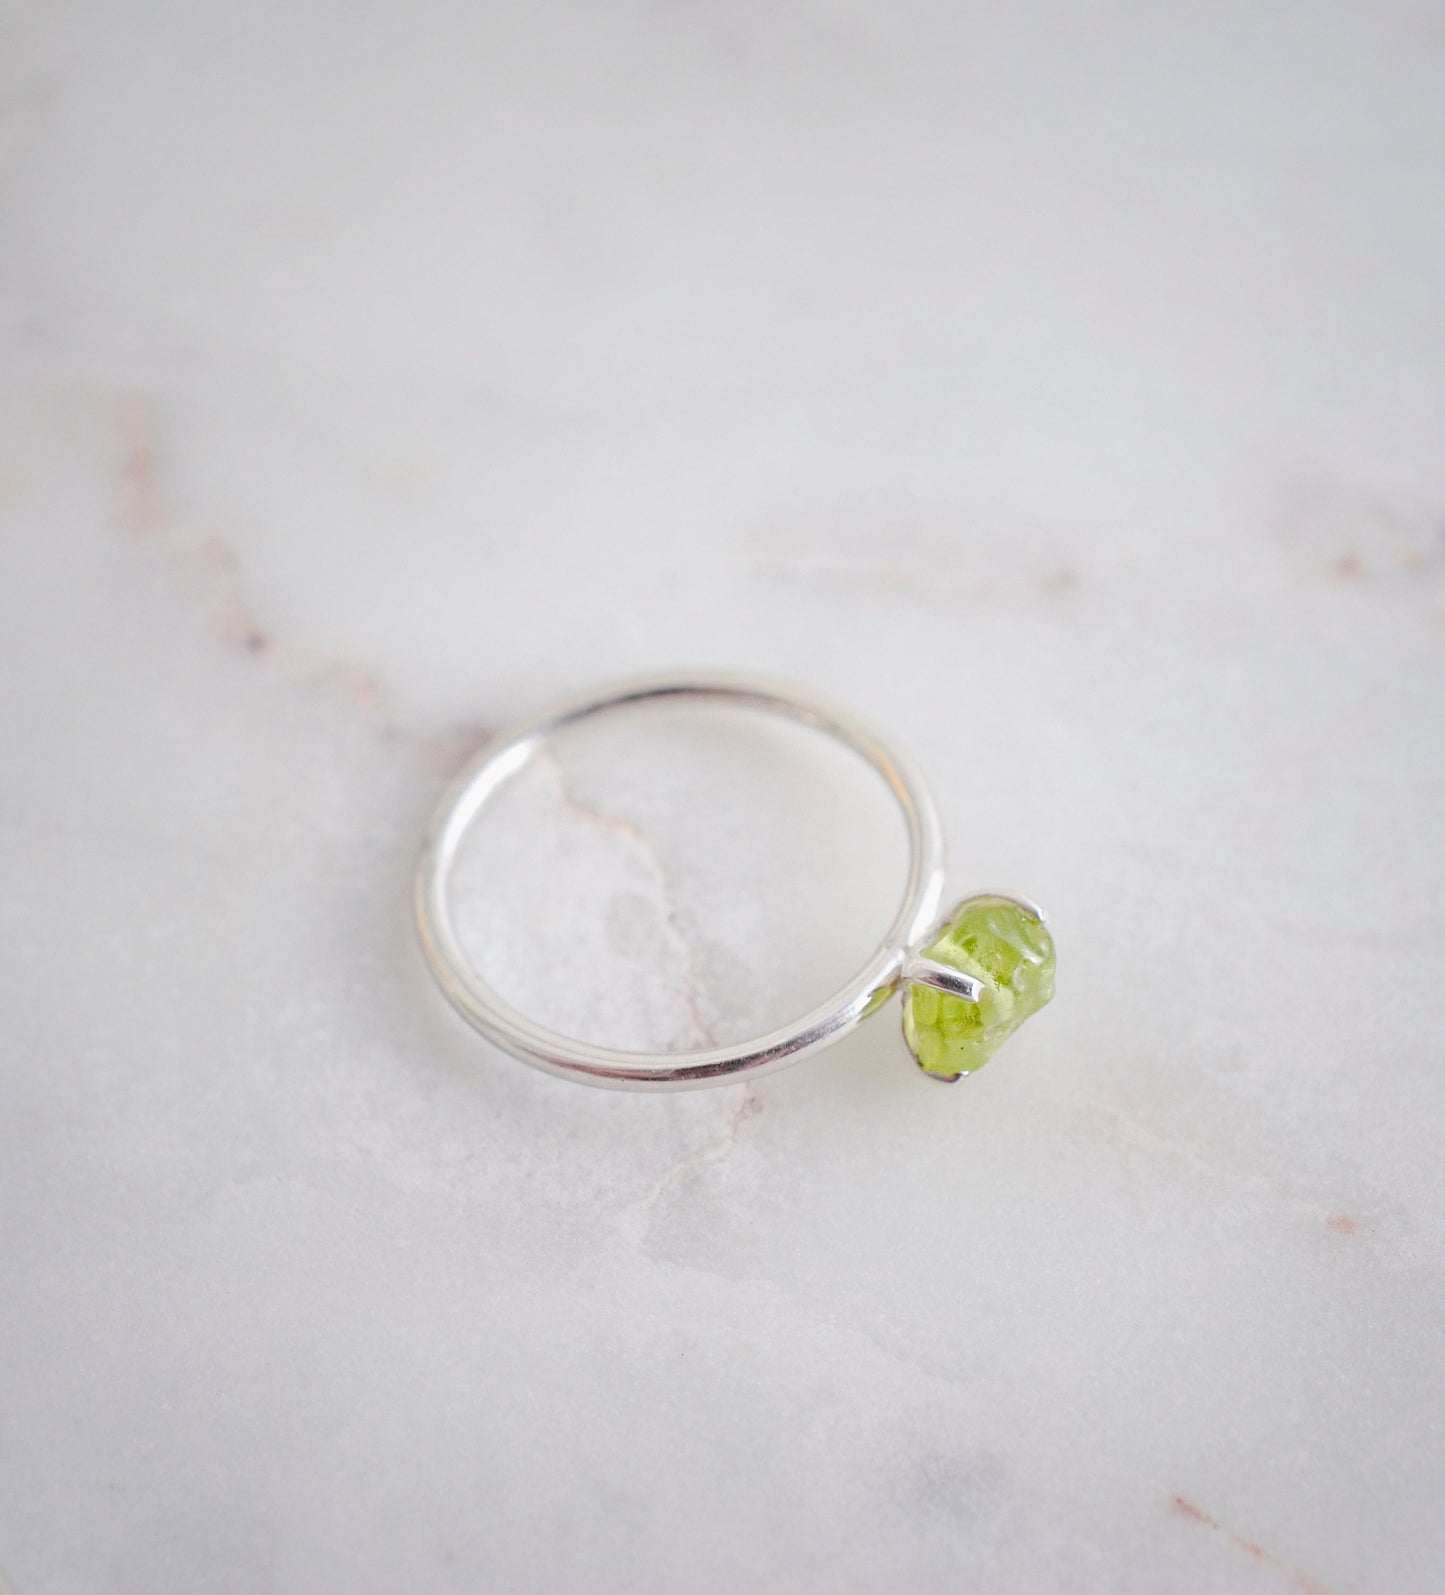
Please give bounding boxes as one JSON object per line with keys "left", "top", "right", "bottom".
{"left": 414, "top": 673, "right": 947, "bottom": 1090}
{"left": 901, "top": 954, "right": 984, "bottom": 1004}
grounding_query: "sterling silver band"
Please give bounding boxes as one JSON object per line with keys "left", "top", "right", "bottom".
{"left": 414, "top": 673, "right": 946, "bottom": 1091}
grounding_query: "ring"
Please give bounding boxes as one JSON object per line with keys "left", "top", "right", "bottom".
{"left": 414, "top": 673, "right": 1055, "bottom": 1091}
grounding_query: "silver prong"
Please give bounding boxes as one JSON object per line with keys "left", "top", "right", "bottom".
{"left": 902, "top": 954, "right": 985, "bottom": 1003}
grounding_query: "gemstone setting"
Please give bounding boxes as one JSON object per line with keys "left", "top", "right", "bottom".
{"left": 901, "top": 895, "right": 1055, "bottom": 1080}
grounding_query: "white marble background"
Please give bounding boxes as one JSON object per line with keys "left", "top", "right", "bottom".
{"left": 3, "top": 3, "right": 1445, "bottom": 1592}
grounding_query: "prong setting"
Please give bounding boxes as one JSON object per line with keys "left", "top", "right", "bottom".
{"left": 900, "top": 893, "right": 1056, "bottom": 1080}
{"left": 902, "top": 954, "right": 986, "bottom": 1004}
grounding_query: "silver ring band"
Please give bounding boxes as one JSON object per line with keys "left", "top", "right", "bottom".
{"left": 414, "top": 672, "right": 947, "bottom": 1091}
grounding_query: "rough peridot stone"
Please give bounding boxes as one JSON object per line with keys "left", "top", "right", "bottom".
{"left": 902, "top": 896, "right": 1055, "bottom": 1079}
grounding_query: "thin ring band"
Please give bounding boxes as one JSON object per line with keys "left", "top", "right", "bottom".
{"left": 414, "top": 673, "right": 946, "bottom": 1091}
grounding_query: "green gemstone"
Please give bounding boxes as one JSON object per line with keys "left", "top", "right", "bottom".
{"left": 902, "top": 896, "right": 1055, "bottom": 1079}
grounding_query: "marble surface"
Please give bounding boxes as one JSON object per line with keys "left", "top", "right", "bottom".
{"left": 4, "top": 3, "right": 1445, "bottom": 1591}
